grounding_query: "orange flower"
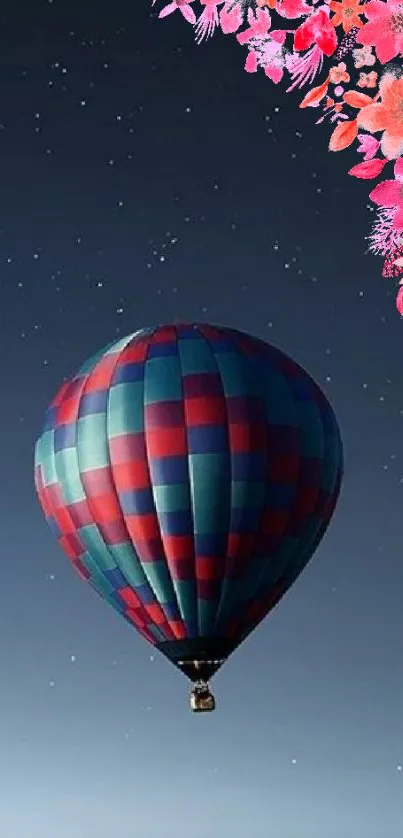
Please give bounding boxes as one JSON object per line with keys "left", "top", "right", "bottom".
{"left": 329, "top": 62, "right": 350, "bottom": 84}
{"left": 357, "top": 71, "right": 378, "bottom": 89}
{"left": 357, "top": 74, "right": 403, "bottom": 160}
{"left": 257, "top": 0, "right": 277, "bottom": 7}
{"left": 330, "top": 0, "right": 365, "bottom": 33}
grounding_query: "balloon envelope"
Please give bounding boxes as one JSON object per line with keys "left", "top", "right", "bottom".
{"left": 35, "top": 324, "right": 343, "bottom": 684}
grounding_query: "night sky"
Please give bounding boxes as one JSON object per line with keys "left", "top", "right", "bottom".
{"left": 1, "top": 1, "right": 402, "bottom": 836}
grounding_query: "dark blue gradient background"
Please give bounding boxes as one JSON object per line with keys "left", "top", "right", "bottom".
{"left": 0, "top": 1, "right": 402, "bottom": 836}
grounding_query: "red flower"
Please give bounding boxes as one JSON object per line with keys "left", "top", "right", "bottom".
{"left": 294, "top": 9, "right": 338, "bottom": 56}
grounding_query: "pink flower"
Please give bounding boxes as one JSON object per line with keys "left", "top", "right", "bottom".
{"left": 329, "top": 61, "right": 350, "bottom": 83}
{"left": 294, "top": 8, "right": 338, "bottom": 56}
{"left": 239, "top": 9, "right": 286, "bottom": 82}
{"left": 353, "top": 45, "right": 376, "bottom": 67}
{"left": 357, "top": 70, "right": 378, "bottom": 87}
{"left": 357, "top": 0, "right": 403, "bottom": 64}
{"left": 157, "top": 0, "right": 197, "bottom": 23}
{"left": 370, "top": 158, "right": 403, "bottom": 230}
{"left": 357, "top": 133, "right": 380, "bottom": 160}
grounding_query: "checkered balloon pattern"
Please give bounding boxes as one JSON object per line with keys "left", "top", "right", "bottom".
{"left": 34, "top": 323, "right": 343, "bottom": 657}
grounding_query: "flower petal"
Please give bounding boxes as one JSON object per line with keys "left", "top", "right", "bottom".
{"left": 396, "top": 285, "right": 403, "bottom": 315}
{"left": 343, "top": 90, "right": 373, "bottom": 108}
{"left": 277, "top": 0, "right": 310, "bottom": 18}
{"left": 394, "top": 158, "right": 403, "bottom": 182}
{"left": 300, "top": 79, "right": 329, "bottom": 108}
{"left": 180, "top": 4, "right": 197, "bottom": 23}
{"left": 294, "top": 18, "right": 315, "bottom": 52}
{"left": 357, "top": 102, "right": 387, "bottom": 133}
{"left": 363, "top": 1, "right": 392, "bottom": 22}
{"left": 329, "top": 119, "right": 358, "bottom": 152}
{"left": 379, "top": 72, "right": 399, "bottom": 101}
{"left": 245, "top": 51, "right": 258, "bottom": 72}
{"left": 348, "top": 158, "right": 387, "bottom": 179}
{"left": 381, "top": 130, "right": 403, "bottom": 161}
{"left": 159, "top": 3, "right": 178, "bottom": 19}
{"left": 219, "top": 7, "right": 243, "bottom": 34}
{"left": 356, "top": 20, "right": 379, "bottom": 46}
{"left": 393, "top": 207, "right": 403, "bottom": 230}
{"left": 374, "top": 34, "right": 399, "bottom": 64}
{"left": 369, "top": 180, "right": 402, "bottom": 207}
{"left": 316, "top": 25, "right": 338, "bottom": 57}
{"left": 265, "top": 63, "right": 283, "bottom": 83}
{"left": 357, "top": 133, "right": 380, "bottom": 160}
{"left": 271, "top": 29, "right": 287, "bottom": 44}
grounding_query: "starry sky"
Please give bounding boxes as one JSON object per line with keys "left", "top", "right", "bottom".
{"left": 1, "top": 1, "right": 402, "bottom": 836}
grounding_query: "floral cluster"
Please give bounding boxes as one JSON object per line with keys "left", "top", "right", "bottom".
{"left": 152, "top": 0, "right": 403, "bottom": 315}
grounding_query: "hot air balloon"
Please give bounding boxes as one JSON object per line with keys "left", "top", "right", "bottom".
{"left": 34, "top": 323, "right": 343, "bottom": 712}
